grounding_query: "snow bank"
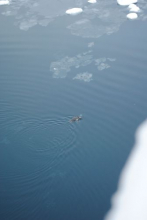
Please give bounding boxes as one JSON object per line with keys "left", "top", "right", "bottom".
{"left": 105, "top": 120, "right": 147, "bottom": 220}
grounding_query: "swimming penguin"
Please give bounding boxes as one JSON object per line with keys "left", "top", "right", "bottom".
{"left": 70, "top": 115, "right": 82, "bottom": 122}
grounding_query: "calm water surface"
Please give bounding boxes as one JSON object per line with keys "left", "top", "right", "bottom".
{"left": 0, "top": 0, "right": 147, "bottom": 219}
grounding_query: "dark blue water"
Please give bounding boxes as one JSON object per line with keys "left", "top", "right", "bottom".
{"left": 0, "top": 0, "right": 147, "bottom": 219}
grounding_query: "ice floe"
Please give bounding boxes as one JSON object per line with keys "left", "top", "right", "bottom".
{"left": 117, "top": 0, "right": 138, "bottom": 6}
{"left": 73, "top": 72, "right": 93, "bottom": 82}
{"left": 128, "top": 4, "right": 140, "bottom": 12}
{"left": 88, "top": 0, "right": 97, "bottom": 3}
{"left": 105, "top": 120, "right": 147, "bottom": 220}
{"left": 0, "top": 0, "right": 10, "bottom": 5}
{"left": 66, "top": 8, "right": 83, "bottom": 15}
{"left": 127, "top": 12, "right": 138, "bottom": 19}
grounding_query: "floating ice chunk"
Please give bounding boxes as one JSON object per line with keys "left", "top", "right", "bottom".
{"left": 104, "top": 120, "right": 147, "bottom": 220}
{"left": 66, "top": 8, "right": 83, "bottom": 15}
{"left": 127, "top": 13, "right": 138, "bottom": 19}
{"left": 117, "top": 0, "right": 137, "bottom": 6}
{"left": 0, "top": 0, "right": 10, "bottom": 5}
{"left": 73, "top": 72, "right": 93, "bottom": 82}
{"left": 88, "top": 0, "right": 97, "bottom": 3}
{"left": 128, "top": 4, "right": 140, "bottom": 12}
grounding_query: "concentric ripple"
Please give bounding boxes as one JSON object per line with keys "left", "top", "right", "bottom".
{"left": 14, "top": 116, "right": 77, "bottom": 153}
{"left": 0, "top": 115, "right": 80, "bottom": 219}
{"left": 7, "top": 115, "right": 79, "bottom": 178}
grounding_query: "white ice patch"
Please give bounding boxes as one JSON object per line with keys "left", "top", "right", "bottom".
{"left": 104, "top": 120, "right": 147, "bottom": 220}
{"left": 66, "top": 8, "right": 83, "bottom": 15}
{"left": 127, "top": 12, "right": 138, "bottom": 19}
{"left": 128, "top": 4, "right": 140, "bottom": 12}
{"left": 73, "top": 72, "right": 93, "bottom": 82}
{"left": 117, "top": 0, "right": 138, "bottom": 6}
{"left": 88, "top": 0, "right": 97, "bottom": 3}
{"left": 0, "top": 0, "right": 10, "bottom": 5}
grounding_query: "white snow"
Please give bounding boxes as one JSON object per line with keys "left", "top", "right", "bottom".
{"left": 105, "top": 120, "right": 147, "bottom": 220}
{"left": 128, "top": 4, "right": 140, "bottom": 12}
{"left": 0, "top": 0, "right": 10, "bottom": 5}
{"left": 117, "top": 0, "right": 137, "bottom": 6}
{"left": 127, "top": 12, "right": 138, "bottom": 19}
{"left": 88, "top": 0, "right": 97, "bottom": 3}
{"left": 66, "top": 8, "right": 83, "bottom": 15}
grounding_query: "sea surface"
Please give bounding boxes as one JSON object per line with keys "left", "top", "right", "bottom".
{"left": 0, "top": 0, "right": 147, "bottom": 220}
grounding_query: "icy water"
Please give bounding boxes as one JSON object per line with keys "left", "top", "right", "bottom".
{"left": 0, "top": 0, "right": 147, "bottom": 220}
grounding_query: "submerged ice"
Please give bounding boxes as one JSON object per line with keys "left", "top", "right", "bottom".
{"left": 50, "top": 51, "right": 93, "bottom": 78}
{"left": 73, "top": 72, "right": 93, "bottom": 82}
{"left": 95, "top": 58, "right": 115, "bottom": 71}
{"left": 50, "top": 51, "right": 115, "bottom": 80}
{"left": 67, "top": 4, "right": 127, "bottom": 39}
